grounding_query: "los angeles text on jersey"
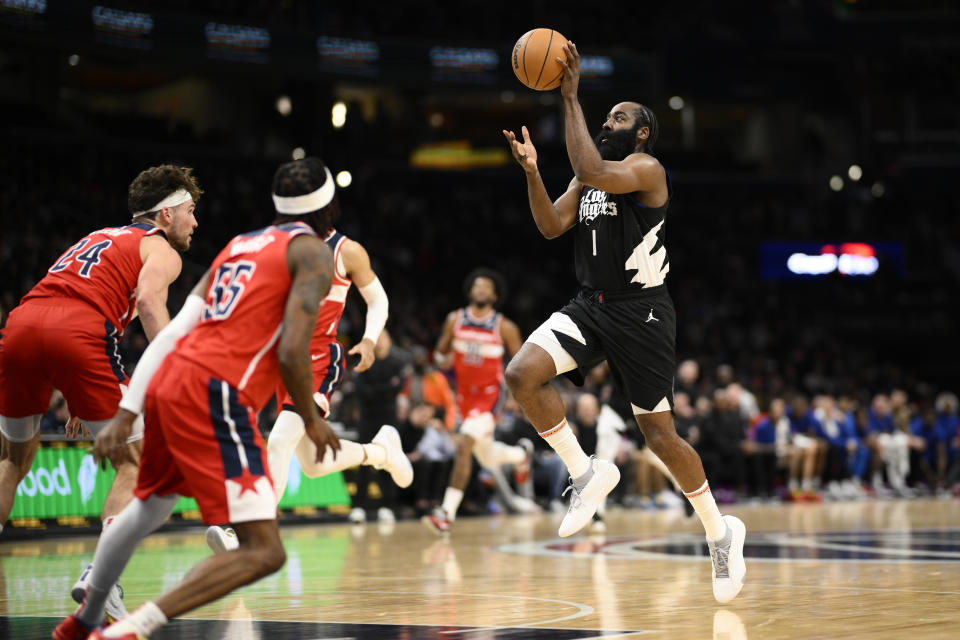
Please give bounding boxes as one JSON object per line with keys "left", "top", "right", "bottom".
{"left": 578, "top": 188, "right": 618, "bottom": 223}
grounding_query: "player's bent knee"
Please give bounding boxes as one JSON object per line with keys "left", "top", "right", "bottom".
{"left": 637, "top": 422, "right": 676, "bottom": 453}
{"left": 259, "top": 543, "right": 287, "bottom": 575}
{"left": 504, "top": 360, "right": 525, "bottom": 392}
{"left": 240, "top": 539, "right": 286, "bottom": 578}
{"left": 641, "top": 430, "right": 667, "bottom": 453}
{"left": 505, "top": 357, "right": 547, "bottom": 395}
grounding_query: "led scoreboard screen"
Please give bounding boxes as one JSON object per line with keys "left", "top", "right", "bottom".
{"left": 760, "top": 242, "right": 905, "bottom": 279}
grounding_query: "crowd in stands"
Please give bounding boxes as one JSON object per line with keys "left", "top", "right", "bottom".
{"left": 330, "top": 345, "right": 960, "bottom": 523}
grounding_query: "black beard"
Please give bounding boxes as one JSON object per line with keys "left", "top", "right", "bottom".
{"left": 594, "top": 126, "right": 640, "bottom": 160}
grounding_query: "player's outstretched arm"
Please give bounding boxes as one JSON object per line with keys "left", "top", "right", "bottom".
{"left": 555, "top": 41, "right": 665, "bottom": 195}
{"left": 556, "top": 41, "right": 602, "bottom": 184}
{"left": 341, "top": 239, "right": 388, "bottom": 373}
{"left": 279, "top": 235, "right": 340, "bottom": 462}
{"left": 502, "top": 126, "right": 580, "bottom": 239}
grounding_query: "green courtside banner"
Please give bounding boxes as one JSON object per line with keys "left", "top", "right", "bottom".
{"left": 10, "top": 442, "right": 350, "bottom": 520}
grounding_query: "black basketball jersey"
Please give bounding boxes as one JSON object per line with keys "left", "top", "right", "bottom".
{"left": 573, "top": 175, "right": 672, "bottom": 291}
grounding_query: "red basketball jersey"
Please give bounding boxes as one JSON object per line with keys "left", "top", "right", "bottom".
{"left": 310, "top": 229, "right": 353, "bottom": 352}
{"left": 175, "top": 222, "right": 316, "bottom": 411}
{"left": 451, "top": 307, "right": 505, "bottom": 398}
{"left": 21, "top": 222, "right": 166, "bottom": 333}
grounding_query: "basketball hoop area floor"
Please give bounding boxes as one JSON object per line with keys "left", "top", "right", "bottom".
{"left": 2, "top": 499, "right": 959, "bottom": 639}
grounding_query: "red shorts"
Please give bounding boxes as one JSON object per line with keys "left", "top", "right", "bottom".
{"left": 136, "top": 353, "right": 277, "bottom": 525}
{"left": 457, "top": 382, "right": 504, "bottom": 420}
{"left": 0, "top": 300, "right": 127, "bottom": 421}
{"left": 275, "top": 340, "right": 345, "bottom": 418}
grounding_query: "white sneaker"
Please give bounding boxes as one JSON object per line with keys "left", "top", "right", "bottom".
{"left": 377, "top": 507, "right": 396, "bottom": 523}
{"left": 708, "top": 515, "right": 746, "bottom": 603}
{"left": 558, "top": 458, "right": 620, "bottom": 538}
{"left": 71, "top": 564, "right": 129, "bottom": 623}
{"left": 348, "top": 507, "right": 367, "bottom": 524}
{"left": 372, "top": 425, "right": 413, "bottom": 488}
{"left": 205, "top": 526, "right": 239, "bottom": 554}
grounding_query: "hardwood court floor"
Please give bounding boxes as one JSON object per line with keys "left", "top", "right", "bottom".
{"left": 2, "top": 498, "right": 960, "bottom": 639}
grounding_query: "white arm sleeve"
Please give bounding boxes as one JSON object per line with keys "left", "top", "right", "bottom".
{"left": 119, "top": 294, "right": 206, "bottom": 415}
{"left": 358, "top": 277, "right": 388, "bottom": 344}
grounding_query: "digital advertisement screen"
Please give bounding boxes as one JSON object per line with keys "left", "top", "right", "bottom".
{"left": 10, "top": 443, "right": 349, "bottom": 524}
{"left": 760, "top": 242, "right": 905, "bottom": 279}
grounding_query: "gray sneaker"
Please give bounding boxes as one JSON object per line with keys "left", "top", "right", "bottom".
{"left": 71, "top": 563, "right": 128, "bottom": 623}
{"left": 707, "top": 515, "right": 746, "bottom": 603}
{"left": 558, "top": 457, "right": 620, "bottom": 538}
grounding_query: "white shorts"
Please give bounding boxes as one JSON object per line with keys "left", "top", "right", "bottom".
{"left": 459, "top": 411, "right": 496, "bottom": 442}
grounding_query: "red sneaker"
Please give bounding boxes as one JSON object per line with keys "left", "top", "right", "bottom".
{"left": 51, "top": 614, "right": 97, "bottom": 640}
{"left": 421, "top": 507, "right": 451, "bottom": 535}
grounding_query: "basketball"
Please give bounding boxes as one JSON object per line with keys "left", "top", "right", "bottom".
{"left": 511, "top": 28, "right": 568, "bottom": 91}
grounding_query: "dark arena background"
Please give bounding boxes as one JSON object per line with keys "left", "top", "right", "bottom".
{"left": 1, "top": 2, "right": 959, "bottom": 639}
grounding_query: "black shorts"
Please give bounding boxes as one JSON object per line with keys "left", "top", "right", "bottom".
{"left": 527, "top": 285, "right": 676, "bottom": 414}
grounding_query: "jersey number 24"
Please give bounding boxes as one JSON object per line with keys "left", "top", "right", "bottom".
{"left": 49, "top": 238, "right": 113, "bottom": 278}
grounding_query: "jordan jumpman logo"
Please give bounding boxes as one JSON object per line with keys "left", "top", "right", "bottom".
{"left": 645, "top": 308, "right": 660, "bottom": 323}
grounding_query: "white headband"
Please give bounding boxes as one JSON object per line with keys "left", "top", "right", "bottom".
{"left": 132, "top": 189, "right": 193, "bottom": 218}
{"left": 272, "top": 168, "right": 335, "bottom": 215}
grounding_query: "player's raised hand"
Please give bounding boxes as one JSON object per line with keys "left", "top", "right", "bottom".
{"left": 348, "top": 338, "right": 376, "bottom": 372}
{"left": 91, "top": 410, "right": 136, "bottom": 470}
{"left": 503, "top": 125, "right": 538, "bottom": 173}
{"left": 557, "top": 41, "right": 580, "bottom": 98}
{"left": 304, "top": 416, "right": 341, "bottom": 464}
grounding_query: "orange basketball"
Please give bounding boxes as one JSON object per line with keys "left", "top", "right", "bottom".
{"left": 511, "top": 28, "right": 568, "bottom": 91}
